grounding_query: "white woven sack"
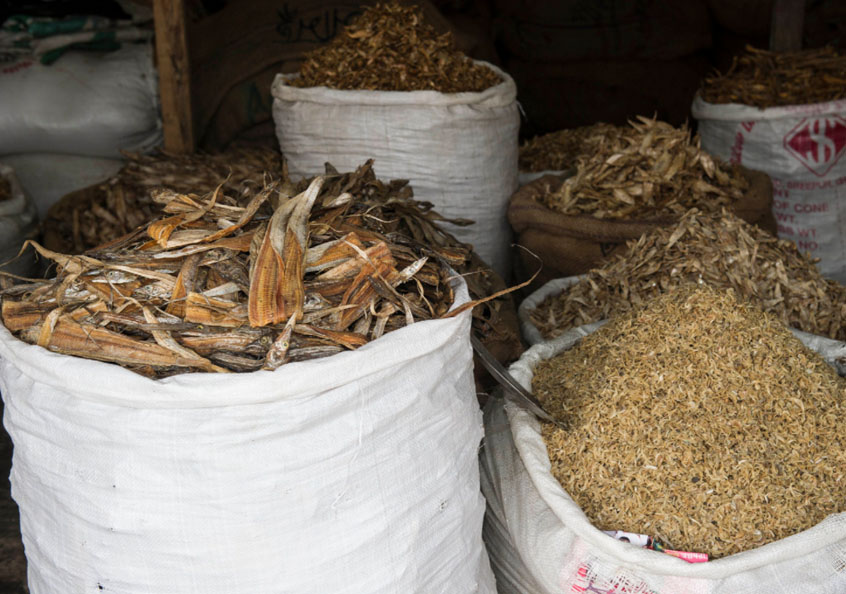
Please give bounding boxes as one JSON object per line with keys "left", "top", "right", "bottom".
{"left": 692, "top": 96, "right": 846, "bottom": 282}
{"left": 0, "top": 153, "right": 123, "bottom": 218}
{"left": 517, "top": 275, "right": 583, "bottom": 346}
{"left": 0, "top": 43, "right": 161, "bottom": 158}
{"left": 0, "top": 164, "right": 38, "bottom": 277}
{"left": 271, "top": 63, "right": 519, "bottom": 278}
{"left": 0, "top": 279, "right": 495, "bottom": 594}
{"left": 481, "top": 325, "right": 846, "bottom": 594}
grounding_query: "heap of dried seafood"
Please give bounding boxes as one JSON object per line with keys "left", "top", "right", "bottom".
{"left": 518, "top": 123, "right": 621, "bottom": 172}
{"left": 3, "top": 161, "right": 496, "bottom": 377}
{"left": 0, "top": 176, "right": 10, "bottom": 202}
{"left": 289, "top": 2, "right": 500, "bottom": 93}
{"left": 42, "top": 148, "right": 285, "bottom": 254}
{"left": 536, "top": 285, "right": 846, "bottom": 558}
{"left": 539, "top": 116, "right": 748, "bottom": 219}
{"left": 531, "top": 209, "right": 846, "bottom": 341}
{"left": 700, "top": 46, "right": 846, "bottom": 108}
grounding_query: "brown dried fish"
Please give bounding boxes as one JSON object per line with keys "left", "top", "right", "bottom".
{"left": 519, "top": 123, "right": 621, "bottom": 172}
{"left": 701, "top": 46, "right": 846, "bottom": 108}
{"left": 531, "top": 209, "right": 846, "bottom": 341}
{"left": 4, "top": 160, "right": 514, "bottom": 376}
{"left": 289, "top": 2, "right": 500, "bottom": 93}
{"left": 538, "top": 117, "right": 747, "bottom": 220}
{"left": 42, "top": 148, "right": 285, "bottom": 254}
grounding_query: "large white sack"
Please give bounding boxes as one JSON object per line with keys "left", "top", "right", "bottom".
{"left": 0, "top": 164, "right": 39, "bottom": 278}
{"left": 0, "top": 153, "right": 123, "bottom": 219}
{"left": 0, "top": 43, "right": 161, "bottom": 158}
{"left": 0, "top": 279, "right": 495, "bottom": 594}
{"left": 271, "top": 63, "right": 519, "bottom": 278}
{"left": 481, "top": 325, "right": 846, "bottom": 594}
{"left": 692, "top": 96, "right": 846, "bottom": 282}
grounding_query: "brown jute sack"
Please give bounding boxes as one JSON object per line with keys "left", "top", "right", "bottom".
{"left": 509, "top": 167, "right": 776, "bottom": 292}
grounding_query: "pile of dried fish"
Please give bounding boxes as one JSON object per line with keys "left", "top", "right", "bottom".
{"left": 289, "top": 2, "right": 500, "bottom": 93}
{"left": 537, "top": 285, "right": 846, "bottom": 558}
{"left": 701, "top": 46, "right": 846, "bottom": 108}
{"left": 0, "top": 176, "right": 10, "bottom": 202}
{"left": 539, "top": 116, "right": 748, "bottom": 219}
{"left": 531, "top": 209, "right": 846, "bottom": 341}
{"left": 42, "top": 148, "right": 285, "bottom": 254}
{"left": 518, "top": 123, "right": 621, "bottom": 172}
{"left": 2, "top": 161, "right": 495, "bottom": 377}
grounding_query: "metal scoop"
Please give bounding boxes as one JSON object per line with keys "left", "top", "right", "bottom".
{"left": 471, "top": 334, "right": 566, "bottom": 429}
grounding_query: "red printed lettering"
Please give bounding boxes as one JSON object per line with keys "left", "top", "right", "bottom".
{"left": 794, "top": 203, "right": 829, "bottom": 213}
{"left": 775, "top": 212, "right": 795, "bottom": 223}
{"left": 773, "top": 200, "right": 790, "bottom": 210}
{"left": 798, "top": 240, "right": 819, "bottom": 251}
{"left": 730, "top": 132, "right": 744, "bottom": 164}
{"left": 778, "top": 224, "right": 795, "bottom": 235}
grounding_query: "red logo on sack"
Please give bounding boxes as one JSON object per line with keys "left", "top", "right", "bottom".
{"left": 741, "top": 121, "right": 756, "bottom": 132}
{"left": 571, "top": 564, "right": 657, "bottom": 594}
{"left": 783, "top": 116, "right": 846, "bottom": 177}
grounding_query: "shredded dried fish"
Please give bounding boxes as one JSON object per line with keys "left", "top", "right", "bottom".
{"left": 289, "top": 2, "right": 500, "bottom": 93}
{"left": 519, "top": 123, "right": 621, "bottom": 173}
{"left": 700, "top": 46, "right": 846, "bottom": 108}
{"left": 538, "top": 117, "right": 747, "bottom": 219}
{"left": 536, "top": 285, "right": 846, "bottom": 558}
{"left": 531, "top": 209, "right": 846, "bottom": 342}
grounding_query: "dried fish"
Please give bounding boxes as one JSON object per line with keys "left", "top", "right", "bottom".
{"left": 289, "top": 2, "right": 500, "bottom": 93}
{"left": 519, "top": 123, "right": 622, "bottom": 172}
{"left": 537, "top": 117, "right": 747, "bottom": 219}
{"left": 536, "top": 285, "right": 846, "bottom": 558}
{"left": 4, "top": 160, "right": 514, "bottom": 376}
{"left": 530, "top": 209, "right": 846, "bottom": 341}
{"left": 700, "top": 46, "right": 846, "bottom": 108}
{"left": 42, "top": 148, "right": 285, "bottom": 254}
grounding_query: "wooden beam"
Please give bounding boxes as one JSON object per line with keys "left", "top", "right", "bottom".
{"left": 153, "top": 0, "right": 194, "bottom": 153}
{"left": 770, "top": 0, "right": 806, "bottom": 52}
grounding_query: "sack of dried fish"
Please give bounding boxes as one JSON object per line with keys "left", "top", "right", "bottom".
{"left": 693, "top": 46, "right": 846, "bottom": 282}
{"left": 481, "top": 286, "right": 846, "bottom": 593}
{"left": 518, "top": 208, "right": 846, "bottom": 345}
{"left": 0, "top": 275, "right": 496, "bottom": 593}
{"left": 509, "top": 138, "right": 775, "bottom": 292}
{"left": 34, "top": 152, "right": 522, "bottom": 388}
{"left": 271, "top": 3, "right": 518, "bottom": 277}
{"left": 0, "top": 164, "right": 38, "bottom": 278}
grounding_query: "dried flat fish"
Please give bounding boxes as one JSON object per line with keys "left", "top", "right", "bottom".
{"left": 537, "top": 117, "right": 747, "bottom": 220}
{"left": 701, "top": 46, "right": 846, "bottom": 108}
{"left": 531, "top": 209, "right": 846, "bottom": 341}
{"left": 289, "top": 2, "right": 500, "bottom": 93}
{"left": 4, "top": 160, "right": 513, "bottom": 376}
{"left": 536, "top": 285, "right": 846, "bottom": 558}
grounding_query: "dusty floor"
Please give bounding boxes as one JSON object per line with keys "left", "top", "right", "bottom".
{"left": 0, "top": 402, "right": 27, "bottom": 593}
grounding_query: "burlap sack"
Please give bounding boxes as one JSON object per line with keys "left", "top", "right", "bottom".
{"left": 508, "top": 167, "right": 775, "bottom": 292}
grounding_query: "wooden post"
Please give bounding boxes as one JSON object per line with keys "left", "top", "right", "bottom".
{"left": 770, "top": 0, "right": 806, "bottom": 53}
{"left": 153, "top": 0, "right": 194, "bottom": 153}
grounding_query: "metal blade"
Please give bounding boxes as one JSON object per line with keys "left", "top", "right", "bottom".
{"left": 471, "top": 334, "right": 565, "bottom": 429}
